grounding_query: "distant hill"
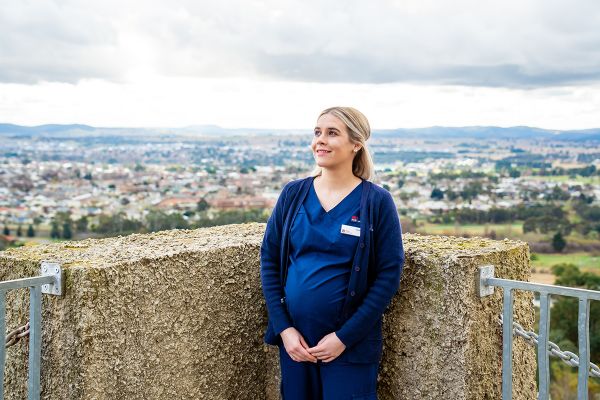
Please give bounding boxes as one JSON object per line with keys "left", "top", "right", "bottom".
{"left": 375, "top": 126, "right": 600, "bottom": 141}
{"left": 0, "top": 123, "right": 305, "bottom": 138}
{"left": 1, "top": 123, "right": 599, "bottom": 141}
{"left": 0, "top": 123, "right": 95, "bottom": 135}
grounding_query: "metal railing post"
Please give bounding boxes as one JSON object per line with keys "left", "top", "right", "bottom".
{"left": 577, "top": 298, "right": 590, "bottom": 398}
{"left": 502, "top": 287, "right": 514, "bottom": 400}
{"left": 537, "top": 292, "right": 550, "bottom": 400}
{"left": 27, "top": 285, "right": 42, "bottom": 400}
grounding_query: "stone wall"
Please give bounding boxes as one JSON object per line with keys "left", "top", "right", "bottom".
{"left": 0, "top": 224, "right": 536, "bottom": 399}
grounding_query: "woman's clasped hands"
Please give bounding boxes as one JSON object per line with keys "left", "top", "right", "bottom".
{"left": 280, "top": 327, "right": 346, "bottom": 363}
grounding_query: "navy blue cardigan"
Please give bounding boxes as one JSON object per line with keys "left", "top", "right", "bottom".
{"left": 260, "top": 176, "right": 404, "bottom": 363}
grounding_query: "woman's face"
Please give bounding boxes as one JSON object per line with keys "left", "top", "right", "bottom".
{"left": 311, "top": 113, "right": 359, "bottom": 171}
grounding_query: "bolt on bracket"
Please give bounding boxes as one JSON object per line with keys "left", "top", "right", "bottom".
{"left": 41, "top": 261, "right": 63, "bottom": 296}
{"left": 478, "top": 265, "right": 495, "bottom": 297}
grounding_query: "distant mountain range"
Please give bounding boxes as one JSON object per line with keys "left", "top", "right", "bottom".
{"left": 1, "top": 123, "right": 600, "bottom": 141}
{"left": 0, "top": 123, "right": 306, "bottom": 138}
{"left": 375, "top": 126, "right": 600, "bottom": 141}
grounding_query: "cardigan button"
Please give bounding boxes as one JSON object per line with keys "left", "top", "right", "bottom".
{"left": 354, "top": 266, "right": 360, "bottom": 272}
{"left": 359, "top": 242, "right": 365, "bottom": 248}
{"left": 350, "top": 291, "right": 356, "bottom": 296}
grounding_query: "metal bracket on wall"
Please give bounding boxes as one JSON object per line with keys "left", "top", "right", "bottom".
{"left": 478, "top": 265, "right": 495, "bottom": 297}
{"left": 40, "top": 261, "right": 63, "bottom": 296}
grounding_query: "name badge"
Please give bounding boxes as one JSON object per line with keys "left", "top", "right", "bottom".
{"left": 341, "top": 224, "right": 360, "bottom": 237}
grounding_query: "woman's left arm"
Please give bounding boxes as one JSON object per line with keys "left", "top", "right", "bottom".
{"left": 334, "top": 191, "right": 405, "bottom": 349}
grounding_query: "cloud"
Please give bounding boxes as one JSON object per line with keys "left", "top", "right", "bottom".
{"left": 3, "top": 78, "right": 600, "bottom": 129}
{"left": 1, "top": 0, "right": 600, "bottom": 87}
{"left": 0, "top": 0, "right": 122, "bottom": 83}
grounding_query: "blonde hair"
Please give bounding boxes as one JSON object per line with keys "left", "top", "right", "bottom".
{"left": 310, "top": 106, "right": 375, "bottom": 181}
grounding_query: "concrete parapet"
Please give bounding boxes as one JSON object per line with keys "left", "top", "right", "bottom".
{"left": 380, "top": 233, "right": 536, "bottom": 399}
{"left": 0, "top": 224, "right": 535, "bottom": 399}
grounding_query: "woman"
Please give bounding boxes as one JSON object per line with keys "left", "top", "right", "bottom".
{"left": 260, "top": 106, "right": 404, "bottom": 400}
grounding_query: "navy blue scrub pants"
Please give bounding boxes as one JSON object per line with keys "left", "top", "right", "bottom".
{"left": 278, "top": 344, "right": 379, "bottom": 400}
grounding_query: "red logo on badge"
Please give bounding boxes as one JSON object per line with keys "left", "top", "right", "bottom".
{"left": 351, "top": 215, "right": 359, "bottom": 223}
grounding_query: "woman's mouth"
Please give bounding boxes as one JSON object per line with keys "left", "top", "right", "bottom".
{"left": 316, "top": 149, "right": 331, "bottom": 156}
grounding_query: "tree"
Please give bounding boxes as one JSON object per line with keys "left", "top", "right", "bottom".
{"left": 93, "top": 212, "right": 143, "bottom": 236}
{"left": 508, "top": 168, "right": 521, "bottom": 178}
{"left": 446, "top": 189, "right": 459, "bottom": 201}
{"left": 488, "top": 207, "right": 513, "bottom": 223}
{"left": 522, "top": 218, "right": 537, "bottom": 234}
{"left": 552, "top": 231, "right": 567, "bottom": 252}
{"left": 16, "top": 225, "right": 23, "bottom": 237}
{"left": 550, "top": 264, "right": 600, "bottom": 361}
{"left": 197, "top": 198, "right": 209, "bottom": 212}
{"left": 62, "top": 222, "right": 72, "bottom": 239}
{"left": 2, "top": 225, "right": 9, "bottom": 235}
{"left": 145, "top": 210, "right": 189, "bottom": 232}
{"left": 76, "top": 216, "right": 89, "bottom": 233}
{"left": 50, "top": 221, "right": 60, "bottom": 239}
{"left": 460, "top": 181, "right": 483, "bottom": 201}
{"left": 576, "top": 204, "right": 600, "bottom": 222}
{"left": 27, "top": 224, "right": 35, "bottom": 237}
{"left": 430, "top": 188, "right": 444, "bottom": 200}
{"left": 194, "top": 208, "right": 268, "bottom": 228}
{"left": 547, "top": 186, "right": 570, "bottom": 201}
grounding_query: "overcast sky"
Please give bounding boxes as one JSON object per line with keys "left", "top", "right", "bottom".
{"left": 1, "top": 0, "right": 600, "bottom": 129}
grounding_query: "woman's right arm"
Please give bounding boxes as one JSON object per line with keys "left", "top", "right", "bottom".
{"left": 260, "top": 182, "right": 317, "bottom": 363}
{"left": 260, "top": 183, "right": 293, "bottom": 336}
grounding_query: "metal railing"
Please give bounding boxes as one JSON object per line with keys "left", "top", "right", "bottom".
{"left": 479, "top": 265, "right": 600, "bottom": 400}
{"left": 0, "top": 261, "right": 63, "bottom": 400}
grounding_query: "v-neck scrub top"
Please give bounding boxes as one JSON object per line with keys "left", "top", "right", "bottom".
{"left": 261, "top": 176, "right": 404, "bottom": 364}
{"left": 284, "top": 179, "right": 363, "bottom": 346}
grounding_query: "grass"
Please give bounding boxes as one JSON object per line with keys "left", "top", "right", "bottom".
{"left": 417, "top": 222, "right": 524, "bottom": 237}
{"left": 417, "top": 221, "right": 599, "bottom": 244}
{"left": 417, "top": 221, "right": 600, "bottom": 276}
{"left": 531, "top": 252, "right": 600, "bottom": 273}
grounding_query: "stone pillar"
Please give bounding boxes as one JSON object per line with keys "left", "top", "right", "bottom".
{"left": 0, "top": 224, "right": 535, "bottom": 399}
{"left": 378, "top": 234, "right": 536, "bottom": 399}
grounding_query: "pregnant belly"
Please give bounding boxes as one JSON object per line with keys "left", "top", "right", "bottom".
{"left": 284, "top": 264, "right": 349, "bottom": 340}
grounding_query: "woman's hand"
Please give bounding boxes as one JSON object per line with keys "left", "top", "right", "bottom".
{"left": 307, "top": 332, "right": 346, "bottom": 363}
{"left": 280, "top": 327, "right": 317, "bottom": 363}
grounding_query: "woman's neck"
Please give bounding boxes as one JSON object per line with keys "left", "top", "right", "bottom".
{"left": 317, "top": 168, "right": 361, "bottom": 190}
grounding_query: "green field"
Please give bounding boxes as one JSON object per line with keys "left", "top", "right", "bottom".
{"left": 417, "top": 222, "right": 524, "bottom": 238}
{"left": 417, "top": 221, "right": 597, "bottom": 243}
{"left": 531, "top": 252, "right": 600, "bottom": 273}
{"left": 417, "top": 221, "right": 600, "bottom": 275}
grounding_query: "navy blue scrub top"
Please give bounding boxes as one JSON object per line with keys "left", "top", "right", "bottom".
{"left": 285, "top": 178, "right": 363, "bottom": 346}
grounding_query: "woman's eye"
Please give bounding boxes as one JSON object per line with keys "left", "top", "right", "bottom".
{"left": 314, "top": 131, "right": 320, "bottom": 136}
{"left": 328, "top": 131, "right": 337, "bottom": 136}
